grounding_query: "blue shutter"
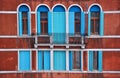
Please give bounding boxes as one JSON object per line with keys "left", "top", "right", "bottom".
{"left": 88, "top": 12, "right": 91, "bottom": 36}
{"left": 28, "top": 12, "right": 31, "bottom": 36}
{"left": 48, "top": 12, "right": 52, "bottom": 35}
{"left": 89, "top": 51, "right": 93, "bottom": 71}
{"left": 38, "top": 51, "right": 42, "bottom": 70}
{"left": 44, "top": 51, "right": 50, "bottom": 70}
{"left": 69, "top": 12, "right": 74, "bottom": 35}
{"left": 81, "top": 12, "right": 85, "bottom": 36}
{"left": 69, "top": 51, "right": 73, "bottom": 70}
{"left": 37, "top": 12, "right": 41, "bottom": 35}
{"left": 98, "top": 51, "right": 102, "bottom": 71}
{"left": 100, "top": 12, "right": 104, "bottom": 36}
{"left": 19, "top": 12, "right": 22, "bottom": 36}
{"left": 54, "top": 51, "right": 66, "bottom": 70}
{"left": 53, "top": 12, "right": 66, "bottom": 44}
{"left": 19, "top": 50, "right": 30, "bottom": 71}
{"left": 98, "top": 11, "right": 104, "bottom": 71}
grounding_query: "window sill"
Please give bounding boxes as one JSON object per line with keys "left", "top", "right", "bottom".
{"left": 72, "top": 69, "right": 81, "bottom": 71}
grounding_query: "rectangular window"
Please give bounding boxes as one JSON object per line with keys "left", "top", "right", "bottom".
{"left": 19, "top": 50, "right": 30, "bottom": 71}
{"left": 91, "top": 12, "right": 100, "bottom": 35}
{"left": 40, "top": 12, "right": 48, "bottom": 35}
{"left": 22, "top": 12, "right": 28, "bottom": 35}
{"left": 75, "top": 12, "right": 80, "bottom": 35}
{"left": 93, "top": 51, "right": 98, "bottom": 70}
{"left": 73, "top": 51, "right": 81, "bottom": 70}
{"left": 54, "top": 51, "right": 66, "bottom": 70}
{"left": 38, "top": 51, "right": 50, "bottom": 70}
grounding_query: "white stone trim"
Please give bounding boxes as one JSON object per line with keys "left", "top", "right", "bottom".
{"left": 17, "top": 3, "right": 31, "bottom": 36}
{"left": 88, "top": 3, "right": 103, "bottom": 12}
{"left": 68, "top": 4, "right": 83, "bottom": 12}
{"left": 1, "top": 35, "right": 120, "bottom": 38}
{"left": 0, "top": 70, "right": 120, "bottom": 73}
{"left": 52, "top": 4, "right": 67, "bottom": 12}
{"left": 18, "top": 50, "right": 19, "bottom": 71}
{"left": 1, "top": 10, "right": 120, "bottom": 14}
{"left": 50, "top": 50, "right": 53, "bottom": 70}
{"left": 66, "top": 50, "right": 69, "bottom": 71}
{"left": 81, "top": 51, "right": 83, "bottom": 71}
{"left": 36, "top": 50, "right": 38, "bottom": 71}
{"left": 87, "top": 51, "right": 89, "bottom": 71}
{"left": 0, "top": 11, "right": 17, "bottom": 14}
{"left": 0, "top": 49, "right": 120, "bottom": 51}
{"left": 35, "top": 4, "right": 51, "bottom": 12}
{"left": 104, "top": 11, "right": 120, "bottom": 14}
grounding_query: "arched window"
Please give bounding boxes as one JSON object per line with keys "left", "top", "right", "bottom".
{"left": 52, "top": 5, "right": 66, "bottom": 71}
{"left": 91, "top": 5, "right": 100, "bottom": 35}
{"left": 88, "top": 5, "right": 104, "bottom": 36}
{"left": 88, "top": 4, "right": 104, "bottom": 71}
{"left": 52, "top": 5, "right": 66, "bottom": 44}
{"left": 69, "top": 5, "right": 85, "bottom": 36}
{"left": 68, "top": 5, "right": 84, "bottom": 71}
{"left": 36, "top": 5, "right": 51, "bottom": 35}
{"left": 18, "top": 5, "right": 31, "bottom": 36}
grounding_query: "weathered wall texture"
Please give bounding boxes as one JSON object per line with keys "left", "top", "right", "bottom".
{"left": 0, "top": 0, "right": 120, "bottom": 78}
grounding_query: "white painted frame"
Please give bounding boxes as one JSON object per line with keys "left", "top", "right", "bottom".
{"left": 88, "top": 3, "right": 103, "bottom": 12}
{"left": 0, "top": 70, "right": 120, "bottom": 73}
{"left": 18, "top": 49, "right": 32, "bottom": 71}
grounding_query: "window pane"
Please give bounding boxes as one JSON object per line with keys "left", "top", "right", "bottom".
{"left": 75, "top": 12, "right": 80, "bottom": 20}
{"left": 75, "top": 22, "right": 80, "bottom": 34}
{"left": 73, "top": 51, "right": 81, "bottom": 70}
{"left": 91, "top": 12, "right": 100, "bottom": 34}
{"left": 41, "top": 12, "right": 48, "bottom": 20}
{"left": 91, "top": 12, "right": 100, "bottom": 17}
{"left": 40, "top": 12, "right": 48, "bottom": 35}
{"left": 75, "top": 12, "right": 80, "bottom": 34}
{"left": 22, "top": 12, "right": 28, "bottom": 35}
{"left": 93, "top": 51, "right": 98, "bottom": 70}
{"left": 95, "top": 19, "right": 100, "bottom": 34}
{"left": 91, "top": 20, "right": 94, "bottom": 34}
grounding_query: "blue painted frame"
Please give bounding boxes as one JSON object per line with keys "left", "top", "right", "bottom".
{"left": 54, "top": 51, "right": 66, "bottom": 70}
{"left": 38, "top": 50, "right": 50, "bottom": 70}
{"left": 69, "top": 51, "right": 81, "bottom": 71}
{"left": 19, "top": 50, "right": 30, "bottom": 71}
{"left": 53, "top": 5, "right": 66, "bottom": 44}
{"left": 18, "top": 5, "right": 30, "bottom": 36}
{"left": 36, "top": 5, "right": 51, "bottom": 35}
{"left": 69, "top": 6, "right": 85, "bottom": 36}
{"left": 88, "top": 5, "right": 104, "bottom": 71}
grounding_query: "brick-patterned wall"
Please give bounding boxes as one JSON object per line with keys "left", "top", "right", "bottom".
{"left": 0, "top": 0, "right": 120, "bottom": 78}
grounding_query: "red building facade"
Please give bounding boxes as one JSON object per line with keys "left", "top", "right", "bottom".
{"left": 0, "top": 0, "right": 120, "bottom": 78}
